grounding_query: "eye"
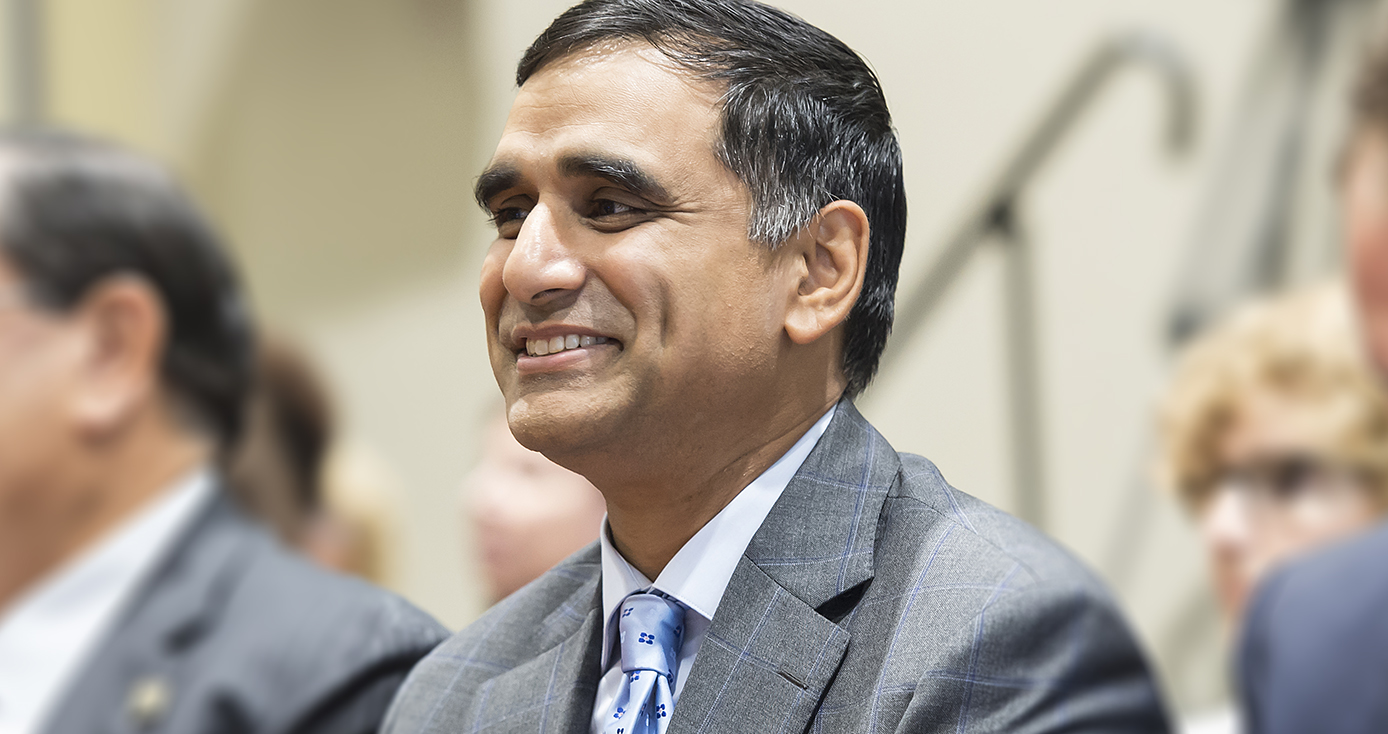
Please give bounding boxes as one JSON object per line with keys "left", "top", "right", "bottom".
{"left": 1265, "top": 456, "right": 1327, "bottom": 500}
{"left": 489, "top": 206, "right": 529, "bottom": 238}
{"left": 593, "top": 199, "right": 638, "bottom": 217}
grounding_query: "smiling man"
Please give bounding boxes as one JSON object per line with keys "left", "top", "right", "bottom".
{"left": 385, "top": 1, "right": 1169, "bottom": 732}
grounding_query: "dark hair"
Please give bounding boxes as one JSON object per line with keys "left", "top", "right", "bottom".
{"left": 1356, "top": 41, "right": 1388, "bottom": 139}
{"left": 228, "top": 335, "right": 334, "bottom": 541}
{"left": 518, "top": 0, "right": 907, "bottom": 397}
{"left": 0, "top": 128, "right": 255, "bottom": 447}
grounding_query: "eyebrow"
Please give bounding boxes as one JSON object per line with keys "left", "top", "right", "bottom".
{"left": 473, "top": 153, "right": 673, "bottom": 211}
{"left": 558, "top": 154, "right": 672, "bottom": 204}
{"left": 474, "top": 164, "right": 521, "bottom": 210}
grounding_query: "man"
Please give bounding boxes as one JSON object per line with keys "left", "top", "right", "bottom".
{"left": 386, "top": 1, "right": 1169, "bottom": 732}
{"left": 0, "top": 129, "right": 447, "bottom": 734}
{"left": 1238, "top": 41, "right": 1388, "bottom": 734}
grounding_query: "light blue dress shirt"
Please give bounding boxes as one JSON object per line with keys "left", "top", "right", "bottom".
{"left": 590, "top": 406, "right": 836, "bottom": 733}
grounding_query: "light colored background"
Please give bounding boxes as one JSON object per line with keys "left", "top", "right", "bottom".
{"left": 4, "top": 0, "right": 1352, "bottom": 716}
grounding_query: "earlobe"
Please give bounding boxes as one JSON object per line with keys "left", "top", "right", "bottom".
{"left": 784, "top": 200, "right": 870, "bottom": 345}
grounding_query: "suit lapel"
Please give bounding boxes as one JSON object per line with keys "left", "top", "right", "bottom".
{"left": 464, "top": 571, "right": 605, "bottom": 734}
{"left": 668, "top": 558, "right": 850, "bottom": 734}
{"left": 670, "top": 400, "right": 898, "bottom": 734}
{"left": 39, "top": 490, "right": 256, "bottom": 734}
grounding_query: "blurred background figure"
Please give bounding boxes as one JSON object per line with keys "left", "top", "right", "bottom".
{"left": 1235, "top": 33, "right": 1388, "bottom": 734}
{"left": 228, "top": 336, "right": 333, "bottom": 549}
{"left": 1158, "top": 281, "right": 1388, "bottom": 733}
{"left": 462, "top": 414, "right": 606, "bottom": 604}
{"left": 228, "top": 334, "right": 401, "bottom": 586}
{"left": 0, "top": 128, "right": 445, "bottom": 734}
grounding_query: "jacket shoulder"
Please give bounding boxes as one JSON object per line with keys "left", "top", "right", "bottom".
{"left": 851, "top": 452, "right": 1169, "bottom": 731}
{"left": 383, "top": 543, "right": 603, "bottom": 733}
{"left": 1239, "top": 523, "right": 1388, "bottom": 733}
{"left": 191, "top": 508, "right": 449, "bottom": 732}
{"left": 231, "top": 527, "right": 448, "bottom": 668}
{"left": 892, "top": 451, "right": 1106, "bottom": 590}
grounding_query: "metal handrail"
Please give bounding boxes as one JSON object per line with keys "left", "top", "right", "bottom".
{"left": 880, "top": 31, "right": 1197, "bottom": 529}
{"left": 887, "top": 31, "right": 1197, "bottom": 353}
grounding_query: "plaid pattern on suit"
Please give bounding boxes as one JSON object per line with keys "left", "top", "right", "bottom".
{"left": 384, "top": 401, "right": 1170, "bottom": 733}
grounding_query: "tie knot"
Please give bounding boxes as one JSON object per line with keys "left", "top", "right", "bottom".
{"left": 617, "top": 592, "right": 685, "bottom": 679}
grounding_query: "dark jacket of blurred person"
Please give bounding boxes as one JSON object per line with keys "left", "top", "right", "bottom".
{"left": 0, "top": 129, "right": 446, "bottom": 734}
{"left": 1239, "top": 42, "right": 1388, "bottom": 734}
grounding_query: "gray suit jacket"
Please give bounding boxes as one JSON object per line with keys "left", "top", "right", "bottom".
{"left": 40, "top": 489, "right": 448, "bottom": 734}
{"left": 384, "top": 401, "right": 1169, "bottom": 733}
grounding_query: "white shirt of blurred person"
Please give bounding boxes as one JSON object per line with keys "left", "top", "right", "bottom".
{"left": 465, "top": 415, "right": 607, "bottom": 602}
{"left": 1157, "top": 281, "right": 1388, "bottom": 734}
{"left": 0, "top": 471, "right": 211, "bottom": 733}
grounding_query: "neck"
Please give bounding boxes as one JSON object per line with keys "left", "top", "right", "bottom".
{"left": 601, "top": 394, "right": 839, "bottom": 580}
{"left": 0, "top": 432, "right": 210, "bottom": 613}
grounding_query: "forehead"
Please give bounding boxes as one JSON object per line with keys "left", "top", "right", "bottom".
{"left": 492, "top": 46, "right": 724, "bottom": 180}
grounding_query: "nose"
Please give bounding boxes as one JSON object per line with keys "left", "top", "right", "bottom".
{"left": 502, "top": 202, "right": 585, "bottom": 307}
{"left": 1200, "top": 488, "right": 1253, "bottom": 558}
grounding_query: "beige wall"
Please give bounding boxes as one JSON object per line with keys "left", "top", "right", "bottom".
{"left": 39, "top": 0, "right": 1304, "bottom": 713}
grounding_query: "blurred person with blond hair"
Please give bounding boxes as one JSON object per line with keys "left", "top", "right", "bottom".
{"left": 463, "top": 413, "right": 607, "bottom": 604}
{"left": 0, "top": 129, "right": 446, "bottom": 734}
{"left": 1158, "top": 281, "right": 1388, "bottom": 734}
{"left": 1238, "top": 38, "right": 1388, "bottom": 734}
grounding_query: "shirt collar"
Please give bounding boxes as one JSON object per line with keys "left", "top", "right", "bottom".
{"left": 0, "top": 467, "right": 214, "bottom": 734}
{"left": 599, "top": 404, "right": 836, "bottom": 667}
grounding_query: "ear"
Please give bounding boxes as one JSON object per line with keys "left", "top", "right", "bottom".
{"left": 69, "top": 276, "right": 168, "bottom": 436}
{"left": 782, "top": 200, "right": 870, "bottom": 345}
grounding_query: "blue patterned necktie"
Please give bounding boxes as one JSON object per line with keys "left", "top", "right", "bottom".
{"left": 603, "top": 592, "right": 685, "bottom": 734}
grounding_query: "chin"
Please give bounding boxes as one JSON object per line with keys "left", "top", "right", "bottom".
{"left": 505, "top": 391, "right": 623, "bottom": 461}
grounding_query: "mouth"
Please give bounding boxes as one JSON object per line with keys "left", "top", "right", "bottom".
{"left": 521, "top": 334, "right": 614, "bottom": 357}
{"left": 511, "top": 330, "right": 623, "bottom": 375}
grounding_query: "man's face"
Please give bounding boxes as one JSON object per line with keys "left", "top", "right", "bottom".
{"left": 478, "top": 46, "right": 790, "bottom": 462}
{"left": 0, "top": 257, "right": 84, "bottom": 518}
{"left": 1198, "top": 390, "right": 1379, "bottom": 624}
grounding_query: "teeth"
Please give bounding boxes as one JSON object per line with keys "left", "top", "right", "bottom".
{"left": 524, "top": 334, "right": 609, "bottom": 356}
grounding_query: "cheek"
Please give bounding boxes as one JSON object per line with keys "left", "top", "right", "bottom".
{"left": 1286, "top": 498, "right": 1378, "bottom": 547}
{"left": 0, "top": 371, "right": 71, "bottom": 501}
{"left": 1350, "top": 220, "right": 1388, "bottom": 307}
{"left": 1346, "top": 170, "right": 1388, "bottom": 369}
{"left": 479, "top": 243, "right": 511, "bottom": 322}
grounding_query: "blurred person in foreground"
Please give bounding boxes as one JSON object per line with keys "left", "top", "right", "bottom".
{"left": 383, "top": 1, "right": 1169, "bottom": 732}
{"left": 230, "top": 335, "right": 401, "bottom": 585}
{"left": 463, "top": 413, "right": 607, "bottom": 604}
{"left": 0, "top": 129, "right": 446, "bottom": 734}
{"left": 1158, "top": 282, "right": 1388, "bottom": 734}
{"left": 1238, "top": 40, "right": 1388, "bottom": 734}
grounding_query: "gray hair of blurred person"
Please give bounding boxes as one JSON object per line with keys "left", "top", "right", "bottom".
{"left": 0, "top": 128, "right": 255, "bottom": 450}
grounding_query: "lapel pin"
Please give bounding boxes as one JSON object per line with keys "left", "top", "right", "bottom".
{"left": 126, "top": 675, "right": 172, "bottom": 729}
